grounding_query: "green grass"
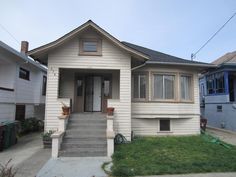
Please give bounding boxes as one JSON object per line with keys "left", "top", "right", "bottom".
{"left": 111, "top": 135, "right": 236, "bottom": 176}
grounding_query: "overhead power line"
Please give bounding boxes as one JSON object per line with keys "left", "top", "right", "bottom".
{"left": 0, "top": 23, "right": 20, "bottom": 45}
{"left": 191, "top": 12, "right": 236, "bottom": 60}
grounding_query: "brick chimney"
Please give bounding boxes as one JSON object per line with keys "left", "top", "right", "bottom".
{"left": 20, "top": 41, "right": 29, "bottom": 54}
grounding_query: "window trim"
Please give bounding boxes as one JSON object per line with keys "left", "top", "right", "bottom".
{"left": 132, "top": 72, "right": 148, "bottom": 101}
{"left": 151, "top": 72, "right": 177, "bottom": 102}
{"left": 19, "top": 67, "right": 30, "bottom": 81}
{"left": 179, "top": 73, "right": 194, "bottom": 102}
{"left": 158, "top": 119, "right": 172, "bottom": 132}
{"left": 79, "top": 38, "right": 102, "bottom": 56}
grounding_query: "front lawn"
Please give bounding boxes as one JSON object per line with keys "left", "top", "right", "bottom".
{"left": 111, "top": 135, "right": 236, "bottom": 176}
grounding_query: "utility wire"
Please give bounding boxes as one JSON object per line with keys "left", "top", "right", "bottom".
{"left": 191, "top": 12, "right": 236, "bottom": 60}
{"left": 0, "top": 23, "right": 21, "bottom": 45}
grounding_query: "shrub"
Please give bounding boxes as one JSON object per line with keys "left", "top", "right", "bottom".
{"left": 0, "top": 159, "right": 17, "bottom": 177}
{"left": 19, "top": 117, "right": 44, "bottom": 135}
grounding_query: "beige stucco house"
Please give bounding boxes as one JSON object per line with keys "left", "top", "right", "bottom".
{"left": 28, "top": 20, "right": 213, "bottom": 157}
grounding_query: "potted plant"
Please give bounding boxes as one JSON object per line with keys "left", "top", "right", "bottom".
{"left": 41, "top": 130, "right": 54, "bottom": 148}
{"left": 107, "top": 107, "right": 115, "bottom": 116}
{"left": 61, "top": 102, "right": 70, "bottom": 115}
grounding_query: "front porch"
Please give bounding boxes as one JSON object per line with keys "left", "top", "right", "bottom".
{"left": 48, "top": 67, "right": 131, "bottom": 157}
{"left": 58, "top": 68, "right": 120, "bottom": 113}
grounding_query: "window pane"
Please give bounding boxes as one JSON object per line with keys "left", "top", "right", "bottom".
{"left": 104, "top": 80, "right": 110, "bottom": 97}
{"left": 164, "top": 75, "right": 174, "bottom": 99}
{"left": 19, "top": 68, "right": 30, "bottom": 80}
{"left": 181, "top": 76, "right": 191, "bottom": 100}
{"left": 83, "top": 41, "right": 97, "bottom": 52}
{"left": 215, "top": 72, "right": 225, "bottom": 93}
{"left": 133, "top": 75, "right": 139, "bottom": 98}
{"left": 206, "top": 75, "right": 214, "bottom": 94}
{"left": 77, "top": 80, "right": 83, "bottom": 96}
{"left": 160, "top": 119, "right": 170, "bottom": 131}
{"left": 139, "top": 75, "right": 146, "bottom": 98}
{"left": 153, "top": 75, "right": 163, "bottom": 99}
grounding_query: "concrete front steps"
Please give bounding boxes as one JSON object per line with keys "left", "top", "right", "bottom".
{"left": 59, "top": 113, "right": 107, "bottom": 157}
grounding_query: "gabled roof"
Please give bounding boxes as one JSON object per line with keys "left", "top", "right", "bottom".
{"left": 0, "top": 41, "right": 47, "bottom": 72}
{"left": 212, "top": 51, "right": 236, "bottom": 66}
{"left": 122, "top": 42, "right": 215, "bottom": 68}
{"left": 28, "top": 20, "right": 149, "bottom": 62}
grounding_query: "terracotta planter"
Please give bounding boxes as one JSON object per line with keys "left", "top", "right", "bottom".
{"left": 62, "top": 107, "right": 70, "bottom": 115}
{"left": 107, "top": 107, "right": 115, "bottom": 116}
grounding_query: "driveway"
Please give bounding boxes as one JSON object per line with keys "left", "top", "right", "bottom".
{"left": 0, "top": 132, "right": 50, "bottom": 177}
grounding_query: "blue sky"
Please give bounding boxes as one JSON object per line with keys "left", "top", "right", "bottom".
{"left": 0, "top": 0, "right": 235, "bottom": 63}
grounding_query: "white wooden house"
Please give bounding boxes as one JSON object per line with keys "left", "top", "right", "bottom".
{"left": 0, "top": 41, "right": 47, "bottom": 122}
{"left": 28, "top": 20, "right": 214, "bottom": 157}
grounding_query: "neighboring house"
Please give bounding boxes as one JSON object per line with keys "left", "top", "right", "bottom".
{"left": 27, "top": 20, "right": 213, "bottom": 157}
{"left": 0, "top": 41, "right": 47, "bottom": 122}
{"left": 200, "top": 51, "right": 236, "bottom": 131}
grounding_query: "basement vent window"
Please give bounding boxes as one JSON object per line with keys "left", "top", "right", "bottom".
{"left": 159, "top": 119, "right": 170, "bottom": 131}
{"left": 217, "top": 105, "right": 222, "bottom": 112}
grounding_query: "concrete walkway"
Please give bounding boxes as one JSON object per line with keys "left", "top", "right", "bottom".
{"left": 37, "top": 157, "right": 111, "bottom": 177}
{"left": 207, "top": 127, "right": 236, "bottom": 146}
{"left": 0, "top": 132, "right": 50, "bottom": 177}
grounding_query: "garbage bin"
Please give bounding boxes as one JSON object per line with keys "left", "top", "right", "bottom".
{"left": 0, "top": 123, "right": 4, "bottom": 151}
{"left": 2, "top": 121, "right": 18, "bottom": 149}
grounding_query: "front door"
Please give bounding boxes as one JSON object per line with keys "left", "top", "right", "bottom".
{"left": 85, "top": 76, "right": 102, "bottom": 112}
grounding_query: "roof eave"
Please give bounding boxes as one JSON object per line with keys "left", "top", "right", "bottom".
{"left": 146, "top": 61, "right": 217, "bottom": 68}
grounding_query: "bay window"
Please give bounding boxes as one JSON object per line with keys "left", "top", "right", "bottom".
{"left": 206, "top": 72, "right": 226, "bottom": 95}
{"left": 153, "top": 74, "right": 175, "bottom": 100}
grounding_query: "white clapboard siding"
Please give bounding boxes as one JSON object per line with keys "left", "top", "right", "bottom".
{"left": 0, "top": 90, "right": 15, "bottom": 103}
{"left": 132, "top": 116, "right": 200, "bottom": 136}
{"left": 0, "top": 104, "right": 15, "bottom": 122}
{"left": 46, "top": 35, "right": 132, "bottom": 140}
{"left": 131, "top": 70, "right": 200, "bottom": 136}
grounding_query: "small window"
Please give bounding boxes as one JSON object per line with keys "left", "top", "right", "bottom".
{"left": 180, "top": 75, "right": 192, "bottom": 101}
{"left": 42, "top": 76, "right": 47, "bottom": 96}
{"left": 160, "top": 119, "right": 170, "bottom": 131}
{"left": 133, "top": 74, "right": 147, "bottom": 100}
{"left": 19, "top": 67, "right": 30, "bottom": 80}
{"left": 217, "top": 105, "right": 222, "bottom": 112}
{"left": 104, "top": 80, "right": 110, "bottom": 97}
{"left": 83, "top": 41, "right": 97, "bottom": 52}
{"left": 77, "top": 79, "right": 83, "bottom": 96}
{"left": 153, "top": 74, "right": 175, "bottom": 100}
{"left": 79, "top": 39, "right": 102, "bottom": 55}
